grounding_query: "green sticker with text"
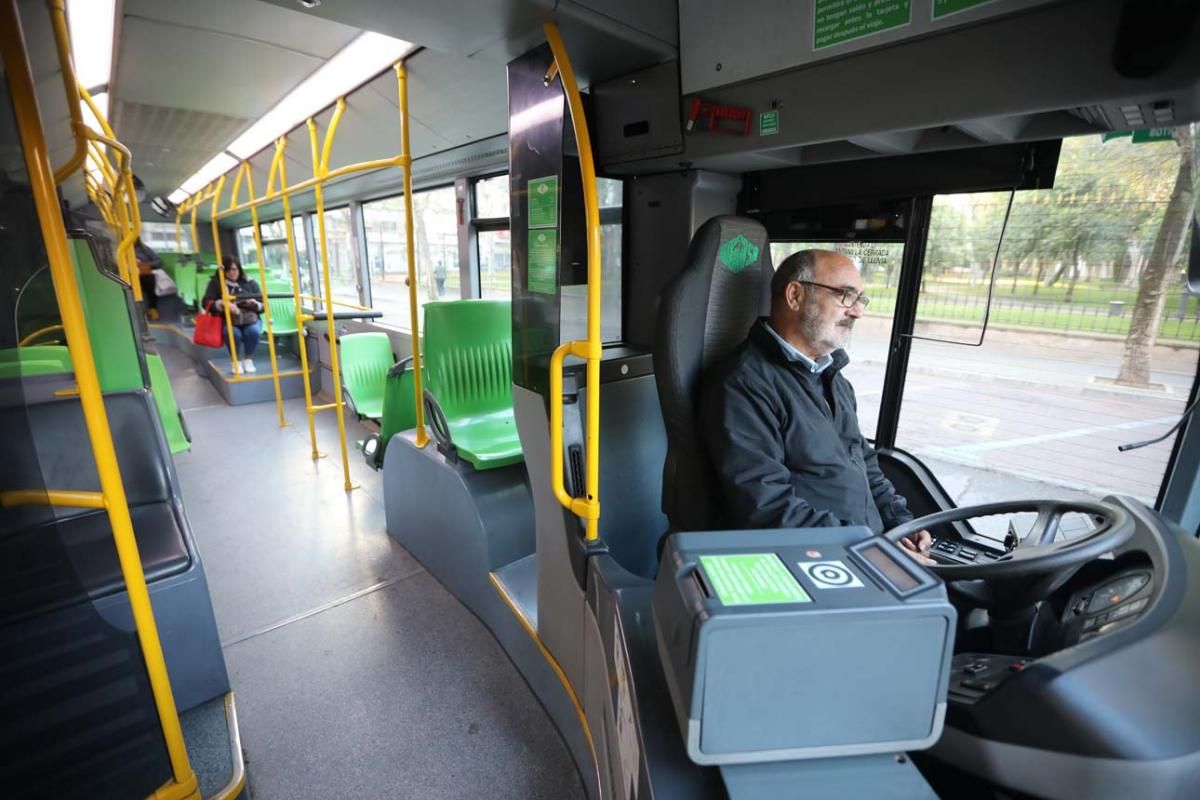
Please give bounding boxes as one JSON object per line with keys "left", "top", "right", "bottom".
{"left": 814, "top": 0, "right": 911, "bottom": 50}
{"left": 719, "top": 234, "right": 760, "bottom": 273}
{"left": 528, "top": 175, "right": 558, "bottom": 229}
{"left": 759, "top": 109, "right": 780, "bottom": 136}
{"left": 699, "top": 554, "right": 811, "bottom": 606}
{"left": 528, "top": 228, "right": 557, "bottom": 294}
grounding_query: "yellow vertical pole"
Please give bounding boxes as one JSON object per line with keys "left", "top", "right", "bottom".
{"left": 242, "top": 163, "right": 286, "bottom": 425}
{"left": 309, "top": 106, "right": 355, "bottom": 490}
{"left": 1, "top": 4, "right": 199, "bottom": 797}
{"left": 175, "top": 204, "right": 184, "bottom": 254}
{"left": 277, "top": 139, "right": 321, "bottom": 458}
{"left": 396, "top": 61, "right": 428, "bottom": 448}
{"left": 209, "top": 175, "right": 241, "bottom": 374}
{"left": 46, "top": 0, "right": 86, "bottom": 183}
{"left": 545, "top": 22, "right": 602, "bottom": 541}
{"left": 189, "top": 196, "right": 201, "bottom": 259}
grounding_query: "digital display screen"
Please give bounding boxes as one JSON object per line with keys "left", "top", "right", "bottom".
{"left": 859, "top": 544, "right": 921, "bottom": 593}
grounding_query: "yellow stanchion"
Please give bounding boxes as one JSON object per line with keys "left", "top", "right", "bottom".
{"left": 275, "top": 138, "right": 322, "bottom": 459}
{"left": 229, "top": 162, "right": 286, "bottom": 426}
{"left": 209, "top": 175, "right": 242, "bottom": 375}
{"left": 543, "top": 21, "right": 603, "bottom": 541}
{"left": 397, "top": 61, "right": 428, "bottom": 449}
{"left": 2, "top": 2, "right": 199, "bottom": 797}
{"left": 308, "top": 103, "right": 356, "bottom": 491}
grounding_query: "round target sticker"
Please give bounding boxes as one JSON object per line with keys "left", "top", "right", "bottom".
{"left": 798, "top": 560, "right": 864, "bottom": 589}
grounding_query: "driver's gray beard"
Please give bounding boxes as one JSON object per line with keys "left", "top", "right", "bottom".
{"left": 799, "top": 298, "right": 839, "bottom": 353}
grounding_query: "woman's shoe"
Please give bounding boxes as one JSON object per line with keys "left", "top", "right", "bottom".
{"left": 243, "top": 358, "right": 257, "bottom": 374}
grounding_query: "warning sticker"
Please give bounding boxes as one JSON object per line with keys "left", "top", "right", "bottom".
{"left": 527, "top": 175, "right": 558, "bottom": 229}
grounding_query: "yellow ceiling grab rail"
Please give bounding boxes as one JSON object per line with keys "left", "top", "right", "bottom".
{"left": 543, "top": 21, "right": 603, "bottom": 541}
{"left": 0, "top": 3, "right": 199, "bottom": 797}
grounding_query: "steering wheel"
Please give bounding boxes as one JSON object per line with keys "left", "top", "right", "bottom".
{"left": 885, "top": 499, "right": 1134, "bottom": 609}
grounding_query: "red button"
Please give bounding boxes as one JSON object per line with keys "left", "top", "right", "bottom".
{"left": 806, "top": 550, "right": 821, "bottom": 558}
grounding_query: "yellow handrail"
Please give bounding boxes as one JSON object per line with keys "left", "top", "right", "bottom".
{"left": 1, "top": 489, "right": 105, "bottom": 509}
{"left": 47, "top": 0, "right": 86, "bottom": 183}
{"left": 209, "top": 174, "right": 243, "bottom": 374}
{"left": 0, "top": 4, "right": 199, "bottom": 797}
{"left": 232, "top": 161, "right": 286, "bottom": 424}
{"left": 19, "top": 323, "right": 65, "bottom": 346}
{"left": 275, "top": 137, "right": 322, "bottom": 459}
{"left": 309, "top": 101, "right": 355, "bottom": 490}
{"left": 397, "top": 61, "right": 428, "bottom": 448}
{"left": 544, "top": 21, "right": 603, "bottom": 541}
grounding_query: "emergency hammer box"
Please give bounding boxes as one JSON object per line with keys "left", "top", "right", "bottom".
{"left": 653, "top": 528, "right": 956, "bottom": 765}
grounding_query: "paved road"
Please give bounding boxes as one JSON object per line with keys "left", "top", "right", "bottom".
{"left": 842, "top": 317, "right": 1196, "bottom": 519}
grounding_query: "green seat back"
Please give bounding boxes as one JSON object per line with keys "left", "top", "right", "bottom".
{"left": 339, "top": 332, "right": 393, "bottom": 421}
{"left": 176, "top": 261, "right": 197, "bottom": 307}
{"left": 423, "top": 300, "right": 521, "bottom": 469}
{"left": 146, "top": 353, "right": 189, "bottom": 454}
{"left": 0, "top": 359, "right": 63, "bottom": 378}
{"left": 70, "top": 238, "right": 142, "bottom": 392}
{"left": 380, "top": 360, "right": 424, "bottom": 443}
{"left": 0, "top": 345, "right": 73, "bottom": 372}
{"left": 266, "top": 297, "right": 299, "bottom": 336}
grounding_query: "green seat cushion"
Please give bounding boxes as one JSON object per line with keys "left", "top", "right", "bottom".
{"left": 0, "top": 345, "right": 72, "bottom": 371}
{"left": 0, "top": 359, "right": 64, "bottom": 378}
{"left": 446, "top": 409, "right": 523, "bottom": 469}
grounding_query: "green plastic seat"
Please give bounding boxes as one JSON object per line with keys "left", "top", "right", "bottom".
{"left": 176, "top": 261, "right": 197, "bottom": 307}
{"left": 423, "top": 300, "right": 522, "bottom": 470}
{"left": 0, "top": 345, "right": 73, "bottom": 373}
{"left": 266, "top": 297, "right": 299, "bottom": 336}
{"left": 340, "top": 332, "right": 393, "bottom": 421}
{"left": 146, "top": 353, "right": 190, "bottom": 454}
{"left": 0, "top": 359, "right": 63, "bottom": 378}
{"left": 363, "top": 356, "right": 426, "bottom": 469}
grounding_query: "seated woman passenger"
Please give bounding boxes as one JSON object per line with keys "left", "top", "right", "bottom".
{"left": 699, "top": 249, "right": 932, "bottom": 564}
{"left": 203, "top": 255, "right": 263, "bottom": 374}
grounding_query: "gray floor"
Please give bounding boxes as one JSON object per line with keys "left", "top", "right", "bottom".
{"left": 158, "top": 345, "right": 584, "bottom": 799}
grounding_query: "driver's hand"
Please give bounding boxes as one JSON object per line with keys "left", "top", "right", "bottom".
{"left": 899, "top": 529, "right": 935, "bottom": 566}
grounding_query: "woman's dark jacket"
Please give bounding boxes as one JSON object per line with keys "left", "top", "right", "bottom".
{"left": 699, "top": 319, "right": 913, "bottom": 534}
{"left": 202, "top": 274, "right": 262, "bottom": 320}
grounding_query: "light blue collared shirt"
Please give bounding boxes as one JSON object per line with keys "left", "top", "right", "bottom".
{"left": 764, "top": 322, "right": 834, "bottom": 374}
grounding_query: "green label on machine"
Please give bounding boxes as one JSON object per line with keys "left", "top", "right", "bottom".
{"left": 1101, "top": 131, "right": 1133, "bottom": 143}
{"left": 699, "top": 554, "right": 812, "bottom": 606}
{"left": 528, "top": 175, "right": 559, "bottom": 229}
{"left": 528, "top": 228, "right": 558, "bottom": 294}
{"left": 932, "top": 0, "right": 997, "bottom": 19}
{"left": 1132, "top": 128, "right": 1175, "bottom": 143}
{"left": 759, "top": 109, "right": 780, "bottom": 136}
{"left": 814, "top": 0, "right": 911, "bottom": 50}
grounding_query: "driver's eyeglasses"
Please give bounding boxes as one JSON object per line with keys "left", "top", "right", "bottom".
{"left": 798, "top": 281, "right": 870, "bottom": 309}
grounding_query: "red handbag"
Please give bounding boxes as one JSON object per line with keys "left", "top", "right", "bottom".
{"left": 192, "top": 311, "right": 224, "bottom": 348}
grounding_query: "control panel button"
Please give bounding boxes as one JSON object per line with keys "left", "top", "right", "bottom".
{"left": 962, "top": 679, "right": 998, "bottom": 692}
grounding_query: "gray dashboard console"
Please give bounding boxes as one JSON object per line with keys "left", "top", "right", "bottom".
{"left": 653, "top": 527, "right": 956, "bottom": 765}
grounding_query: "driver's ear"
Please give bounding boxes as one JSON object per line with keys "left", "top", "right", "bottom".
{"left": 787, "top": 281, "right": 804, "bottom": 311}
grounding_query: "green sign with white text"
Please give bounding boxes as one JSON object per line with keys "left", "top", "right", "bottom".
{"left": 528, "top": 175, "right": 558, "bottom": 229}
{"left": 699, "top": 554, "right": 812, "bottom": 606}
{"left": 528, "top": 228, "right": 558, "bottom": 294}
{"left": 1132, "top": 128, "right": 1174, "bottom": 144}
{"left": 933, "top": 0, "right": 998, "bottom": 19}
{"left": 814, "top": 0, "right": 911, "bottom": 50}
{"left": 759, "top": 109, "right": 780, "bottom": 136}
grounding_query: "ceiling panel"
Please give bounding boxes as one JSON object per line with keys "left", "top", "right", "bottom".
{"left": 122, "top": 0, "right": 360, "bottom": 61}
{"left": 114, "top": 17, "right": 330, "bottom": 117}
{"left": 111, "top": 101, "right": 250, "bottom": 198}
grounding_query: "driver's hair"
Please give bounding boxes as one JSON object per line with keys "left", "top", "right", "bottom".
{"left": 772, "top": 250, "right": 817, "bottom": 304}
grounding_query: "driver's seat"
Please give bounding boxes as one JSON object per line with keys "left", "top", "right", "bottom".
{"left": 653, "top": 216, "right": 773, "bottom": 532}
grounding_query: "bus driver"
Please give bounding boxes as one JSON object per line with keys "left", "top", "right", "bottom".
{"left": 700, "top": 249, "right": 934, "bottom": 565}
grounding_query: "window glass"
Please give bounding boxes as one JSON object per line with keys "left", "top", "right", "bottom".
{"left": 315, "top": 207, "right": 360, "bottom": 307}
{"left": 236, "top": 225, "right": 257, "bottom": 267}
{"left": 292, "top": 216, "right": 313, "bottom": 298}
{"left": 478, "top": 229, "right": 511, "bottom": 300}
{"left": 364, "top": 186, "right": 458, "bottom": 330}
{"left": 769, "top": 241, "right": 904, "bottom": 441}
{"left": 895, "top": 131, "right": 1198, "bottom": 537}
{"left": 140, "top": 221, "right": 191, "bottom": 252}
{"left": 560, "top": 178, "right": 624, "bottom": 343}
{"left": 474, "top": 174, "right": 509, "bottom": 218}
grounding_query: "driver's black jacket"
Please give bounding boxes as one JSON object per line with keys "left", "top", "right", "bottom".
{"left": 699, "top": 319, "right": 913, "bottom": 534}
